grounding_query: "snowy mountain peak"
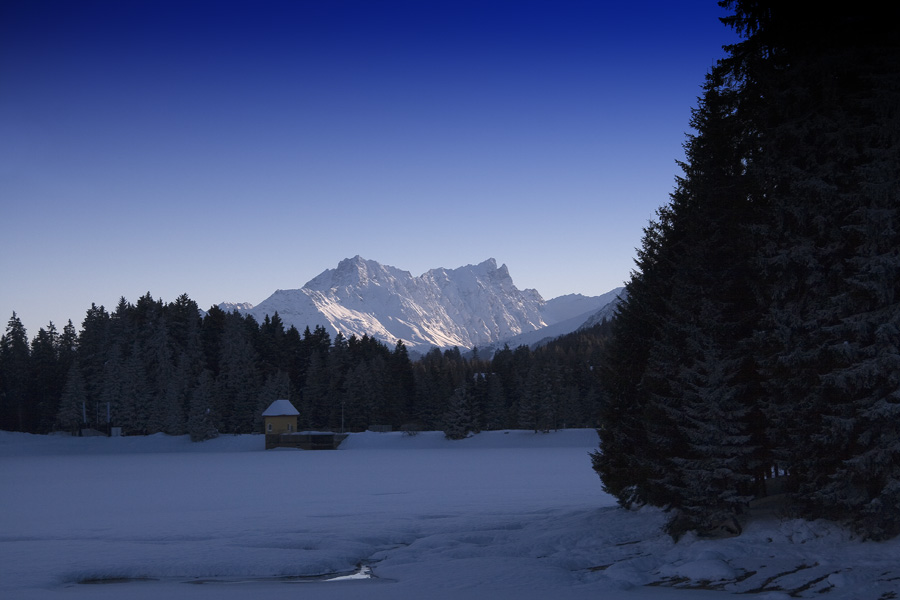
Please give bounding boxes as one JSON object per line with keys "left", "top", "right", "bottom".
{"left": 218, "top": 301, "right": 254, "bottom": 312}
{"left": 226, "top": 257, "right": 621, "bottom": 352}
{"left": 308, "top": 255, "right": 411, "bottom": 292}
{"left": 476, "top": 257, "right": 501, "bottom": 273}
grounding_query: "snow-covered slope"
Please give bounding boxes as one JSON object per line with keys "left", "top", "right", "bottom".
{"left": 220, "top": 257, "right": 621, "bottom": 352}
{"left": 218, "top": 301, "right": 255, "bottom": 312}
{"left": 541, "top": 291, "right": 620, "bottom": 324}
{"left": 579, "top": 288, "right": 627, "bottom": 329}
{"left": 482, "top": 287, "right": 625, "bottom": 352}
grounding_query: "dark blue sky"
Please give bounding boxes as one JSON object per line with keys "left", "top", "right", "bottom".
{"left": 1, "top": 0, "right": 738, "bottom": 335}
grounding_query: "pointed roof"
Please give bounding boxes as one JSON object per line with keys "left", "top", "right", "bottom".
{"left": 262, "top": 399, "right": 299, "bottom": 417}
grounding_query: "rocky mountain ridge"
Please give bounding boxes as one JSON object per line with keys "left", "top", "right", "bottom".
{"left": 221, "top": 256, "right": 622, "bottom": 352}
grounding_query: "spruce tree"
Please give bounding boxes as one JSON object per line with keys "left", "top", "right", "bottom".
{"left": 97, "top": 342, "right": 126, "bottom": 432}
{"left": 519, "top": 363, "right": 556, "bottom": 433}
{"left": 119, "top": 341, "right": 150, "bottom": 434}
{"left": 341, "top": 360, "right": 373, "bottom": 431}
{"left": 29, "top": 323, "right": 63, "bottom": 432}
{"left": 76, "top": 304, "right": 110, "bottom": 415}
{"left": 443, "top": 385, "right": 473, "bottom": 440}
{"left": 388, "top": 340, "right": 416, "bottom": 427}
{"left": 56, "top": 361, "right": 87, "bottom": 433}
{"left": 482, "top": 374, "right": 506, "bottom": 431}
{"left": 187, "top": 370, "right": 218, "bottom": 442}
{"left": 0, "top": 313, "right": 30, "bottom": 431}
{"left": 301, "top": 350, "right": 330, "bottom": 430}
{"left": 144, "top": 315, "right": 179, "bottom": 434}
{"left": 214, "top": 313, "right": 261, "bottom": 433}
{"left": 750, "top": 8, "right": 900, "bottom": 537}
{"left": 593, "top": 0, "right": 900, "bottom": 538}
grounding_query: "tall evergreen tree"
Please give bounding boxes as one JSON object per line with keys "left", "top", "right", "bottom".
{"left": 29, "top": 323, "right": 63, "bottom": 432}
{"left": 119, "top": 341, "right": 150, "bottom": 434}
{"left": 187, "top": 370, "right": 219, "bottom": 442}
{"left": 77, "top": 304, "right": 111, "bottom": 413}
{"left": 214, "top": 313, "right": 261, "bottom": 433}
{"left": 443, "top": 385, "right": 473, "bottom": 440}
{"left": 482, "top": 374, "right": 507, "bottom": 431}
{"left": 56, "top": 361, "right": 87, "bottom": 433}
{"left": 97, "top": 342, "right": 126, "bottom": 432}
{"left": 749, "top": 6, "right": 900, "bottom": 537}
{"left": 301, "top": 350, "right": 331, "bottom": 430}
{"left": 519, "top": 363, "right": 555, "bottom": 433}
{"left": 593, "top": 0, "right": 900, "bottom": 538}
{"left": 388, "top": 340, "right": 416, "bottom": 426}
{"left": 58, "top": 320, "right": 78, "bottom": 371}
{"left": 0, "top": 313, "right": 30, "bottom": 431}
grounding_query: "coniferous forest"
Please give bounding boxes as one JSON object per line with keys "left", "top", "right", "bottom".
{"left": 592, "top": 1, "right": 900, "bottom": 540}
{"left": 0, "top": 295, "right": 610, "bottom": 443}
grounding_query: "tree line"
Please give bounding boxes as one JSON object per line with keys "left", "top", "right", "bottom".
{"left": 0, "top": 294, "right": 610, "bottom": 441}
{"left": 592, "top": 1, "right": 900, "bottom": 540}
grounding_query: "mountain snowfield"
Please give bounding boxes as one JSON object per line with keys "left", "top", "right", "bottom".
{"left": 221, "top": 256, "right": 624, "bottom": 352}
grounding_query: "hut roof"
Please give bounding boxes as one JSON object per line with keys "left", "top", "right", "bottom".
{"left": 262, "top": 399, "right": 299, "bottom": 417}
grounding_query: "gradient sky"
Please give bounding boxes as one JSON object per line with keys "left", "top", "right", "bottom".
{"left": 1, "top": 0, "right": 739, "bottom": 337}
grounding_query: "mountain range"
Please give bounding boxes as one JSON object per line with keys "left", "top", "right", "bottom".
{"left": 220, "top": 256, "right": 623, "bottom": 353}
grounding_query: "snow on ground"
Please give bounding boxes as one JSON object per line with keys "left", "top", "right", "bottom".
{"left": 1, "top": 429, "right": 898, "bottom": 600}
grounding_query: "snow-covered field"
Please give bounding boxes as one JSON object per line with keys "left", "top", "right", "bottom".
{"left": 2, "top": 429, "right": 898, "bottom": 600}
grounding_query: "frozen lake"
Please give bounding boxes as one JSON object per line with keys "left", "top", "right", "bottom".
{"left": 2, "top": 429, "right": 897, "bottom": 599}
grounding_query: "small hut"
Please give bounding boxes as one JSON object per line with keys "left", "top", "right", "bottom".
{"left": 262, "top": 399, "right": 299, "bottom": 435}
{"left": 262, "top": 398, "right": 347, "bottom": 450}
